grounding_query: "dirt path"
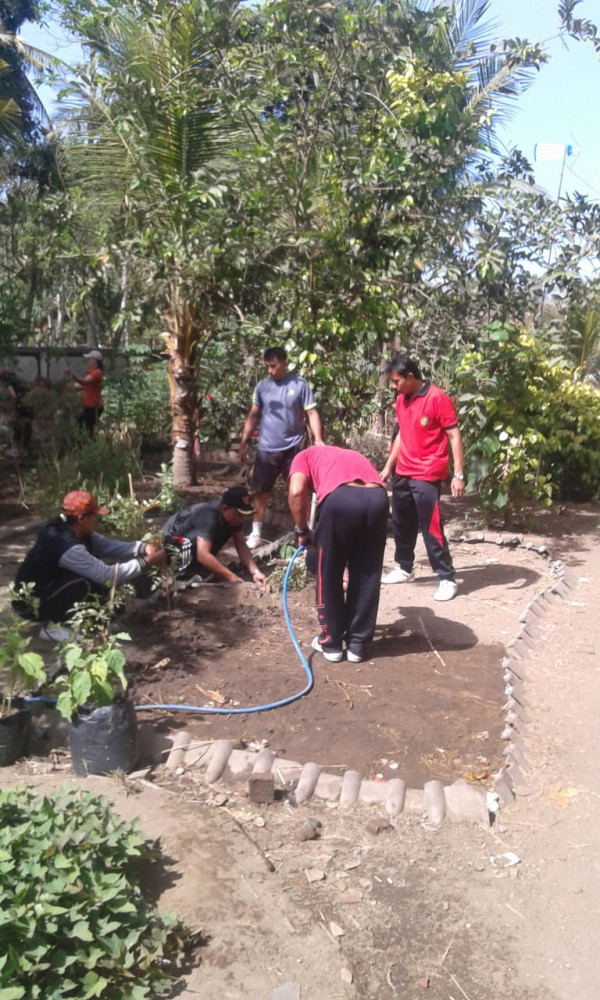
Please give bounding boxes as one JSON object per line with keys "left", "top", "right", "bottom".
{"left": 1, "top": 495, "right": 599, "bottom": 998}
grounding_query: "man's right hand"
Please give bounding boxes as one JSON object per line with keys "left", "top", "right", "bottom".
{"left": 145, "top": 547, "right": 167, "bottom": 568}
{"left": 238, "top": 442, "right": 247, "bottom": 463}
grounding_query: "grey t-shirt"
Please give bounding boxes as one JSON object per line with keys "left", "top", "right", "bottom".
{"left": 253, "top": 374, "right": 317, "bottom": 452}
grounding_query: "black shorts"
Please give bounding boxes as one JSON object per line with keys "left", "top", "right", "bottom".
{"left": 251, "top": 445, "right": 301, "bottom": 494}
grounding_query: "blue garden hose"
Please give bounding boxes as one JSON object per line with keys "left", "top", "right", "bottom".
{"left": 27, "top": 545, "right": 314, "bottom": 717}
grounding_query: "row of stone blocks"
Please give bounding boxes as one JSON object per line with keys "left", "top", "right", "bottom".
{"left": 164, "top": 731, "right": 492, "bottom": 825}
{"left": 495, "top": 558, "right": 576, "bottom": 804}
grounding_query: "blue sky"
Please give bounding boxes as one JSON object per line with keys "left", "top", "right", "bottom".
{"left": 490, "top": 0, "right": 600, "bottom": 202}
{"left": 20, "top": 1, "right": 600, "bottom": 202}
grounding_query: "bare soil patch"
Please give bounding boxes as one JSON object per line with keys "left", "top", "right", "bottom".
{"left": 125, "top": 583, "right": 506, "bottom": 788}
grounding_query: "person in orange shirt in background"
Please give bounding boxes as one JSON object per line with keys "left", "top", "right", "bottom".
{"left": 66, "top": 350, "right": 104, "bottom": 437}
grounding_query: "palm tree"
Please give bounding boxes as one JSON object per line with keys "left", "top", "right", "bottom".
{"left": 419, "top": 0, "right": 545, "bottom": 155}
{"left": 57, "top": 0, "right": 243, "bottom": 484}
{"left": 0, "top": 10, "right": 53, "bottom": 143}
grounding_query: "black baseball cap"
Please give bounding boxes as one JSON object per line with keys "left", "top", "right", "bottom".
{"left": 221, "top": 486, "right": 255, "bottom": 515}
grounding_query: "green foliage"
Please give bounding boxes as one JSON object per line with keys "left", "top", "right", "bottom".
{"left": 0, "top": 784, "right": 187, "bottom": 998}
{"left": 266, "top": 544, "right": 307, "bottom": 593}
{"left": 0, "top": 596, "right": 46, "bottom": 715}
{"left": 52, "top": 601, "right": 131, "bottom": 719}
{"left": 151, "top": 462, "right": 178, "bottom": 514}
{"left": 102, "top": 365, "right": 171, "bottom": 441}
{"left": 457, "top": 322, "right": 600, "bottom": 521}
{"left": 91, "top": 463, "right": 177, "bottom": 539}
{"left": 24, "top": 429, "right": 142, "bottom": 518}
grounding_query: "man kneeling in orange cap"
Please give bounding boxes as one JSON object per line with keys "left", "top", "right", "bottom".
{"left": 13, "top": 490, "right": 166, "bottom": 637}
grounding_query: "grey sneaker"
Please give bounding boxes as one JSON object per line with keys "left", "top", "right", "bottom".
{"left": 311, "top": 636, "right": 343, "bottom": 662}
{"left": 381, "top": 565, "right": 415, "bottom": 585}
{"left": 434, "top": 579, "right": 457, "bottom": 601}
{"left": 39, "top": 625, "right": 73, "bottom": 642}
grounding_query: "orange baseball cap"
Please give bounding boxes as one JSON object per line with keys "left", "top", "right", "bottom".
{"left": 62, "top": 491, "right": 108, "bottom": 516}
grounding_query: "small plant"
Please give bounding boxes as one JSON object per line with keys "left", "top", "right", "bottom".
{"left": 266, "top": 542, "right": 307, "bottom": 592}
{"left": 0, "top": 593, "right": 46, "bottom": 716}
{"left": 0, "top": 784, "right": 189, "bottom": 999}
{"left": 52, "top": 600, "right": 131, "bottom": 721}
{"left": 153, "top": 461, "right": 178, "bottom": 513}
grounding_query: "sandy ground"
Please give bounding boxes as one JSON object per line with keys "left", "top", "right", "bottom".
{"left": 1, "top": 494, "right": 599, "bottom": 998}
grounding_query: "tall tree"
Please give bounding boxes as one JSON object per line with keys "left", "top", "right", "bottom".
{"left": 0, "top": 0, "right": 50, "bottom": 143}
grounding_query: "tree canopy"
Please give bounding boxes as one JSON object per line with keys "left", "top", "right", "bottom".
{"left": 1, "top": 0, "right": 600, "bottom": 506}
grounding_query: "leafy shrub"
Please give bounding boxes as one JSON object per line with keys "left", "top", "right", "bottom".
{"left": 457, "top": 322, "right": 600, "bottom": 521}
{"left": 53, "top": 617, "right": 131, "bottom": 720}
{"left": 0, "top": 785, "right": 188, "bottom": 999}
{"left": 103, "top": 365, "right": 171, "bottom": 441}
{"left": 0, "top": 598, "right": 46, "bottom": 716}
{"left": 24, "top": 430, "right": 142, "bottom": 518}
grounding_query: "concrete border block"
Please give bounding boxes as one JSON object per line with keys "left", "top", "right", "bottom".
{"left": 295, "top": 761, "right": 321, "bottom": 803}
{"left": 252, "top": 748, "right": 275, "bottom": 774}
{"left": 205, "top": 739, "right": 233, "bottom": 783}
{"left": 404, "top": 788, "right": 425, "bottom": 814}
{"left": 444, "top": 779, "right": 490, "bottom": 824}
{"left": 386, "top": 778, "right": 407, "bottom": 817}
{"left": 358, "top": 779, "right": 388, "bottom": 806}
{"left": 315, "top": 772, "right": 343, "bottom": 802}
{"left": 339, "top": 769, "right": 362, "bottom": 809}
{"left": 272, "top": 757, "right": 303, "bottom": 786}
{"left": 165, "top": 730, "right": 192, "bottom": 770}
{"left": 227, "top": 748, "right": 255, "bottom": 778}
{"left": 424, "top": 780, "right": 446, "bottom": 824}
{"left": 493, "top": 769, "right": 516, "bottom": 804}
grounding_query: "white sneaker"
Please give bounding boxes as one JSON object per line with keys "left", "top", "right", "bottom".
{"left": 247, "top": 532, "right": 263, "bottom": 550}
{"left": 434, "top": 579, "right": 457, "bottom": 602}
{"left": 381, "top": 565, "right": 415, "bottom": 585}
{"left": 311, "top": 636, "right": 343, "bottom": 662}
{"left": 346, "top": 649, "right": 363, "bottom": 663}
{"left": 39, "top": 625, "right": 73, "bottom": 642}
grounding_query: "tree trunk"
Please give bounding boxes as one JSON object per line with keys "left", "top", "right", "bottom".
{"left": 166, "top": 351, "right": 197, "bottom": 487}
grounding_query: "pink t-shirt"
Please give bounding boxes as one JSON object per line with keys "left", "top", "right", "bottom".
{"left": 289, "top": 446, "right": 383, "bottom": 504}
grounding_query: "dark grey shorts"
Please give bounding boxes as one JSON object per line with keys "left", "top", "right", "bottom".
{"left": 251, "top": 445, "right": 301, "bottom": 493}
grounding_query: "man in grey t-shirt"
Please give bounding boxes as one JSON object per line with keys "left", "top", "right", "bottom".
{"left": 238, "top": 346, "right": 324, "bottom": 548}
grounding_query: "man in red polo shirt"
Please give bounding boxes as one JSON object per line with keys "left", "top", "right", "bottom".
{"left": 380, "top": 354, "right": 464, "bottom": 601}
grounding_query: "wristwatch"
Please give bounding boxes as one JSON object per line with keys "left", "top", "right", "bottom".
{"left": 453, "top": 473, "right": 464, "bottom": 480}
{"left": 294, "top": 524, "right": 310, "bottom": 535}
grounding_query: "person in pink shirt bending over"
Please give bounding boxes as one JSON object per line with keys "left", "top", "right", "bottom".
{"left": 288, "top": 445, "right": 389, "bottom": 664}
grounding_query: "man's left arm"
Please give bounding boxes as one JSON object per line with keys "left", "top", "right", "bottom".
{"left": 306, "top": 406, "right": 324, "bottom": 446}
{"left": 445, "top": 426, "right": 465, "bottom": 497}
{"left": 233, "top": 532, "right": 266, "bottom": 588}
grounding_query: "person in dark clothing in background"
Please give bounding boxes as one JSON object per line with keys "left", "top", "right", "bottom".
{"left": 1, "top": 368, "right": 33, "bottom": 457}
{"left": 288, "top": 445, "right": 388, "bottom": 663}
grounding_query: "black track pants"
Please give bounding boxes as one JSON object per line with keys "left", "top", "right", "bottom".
{"left": 313, "top": 484, "right": 388, "bottom": 650}
{"left": 390, "top": 475, "right": 454, "bottom": 580}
